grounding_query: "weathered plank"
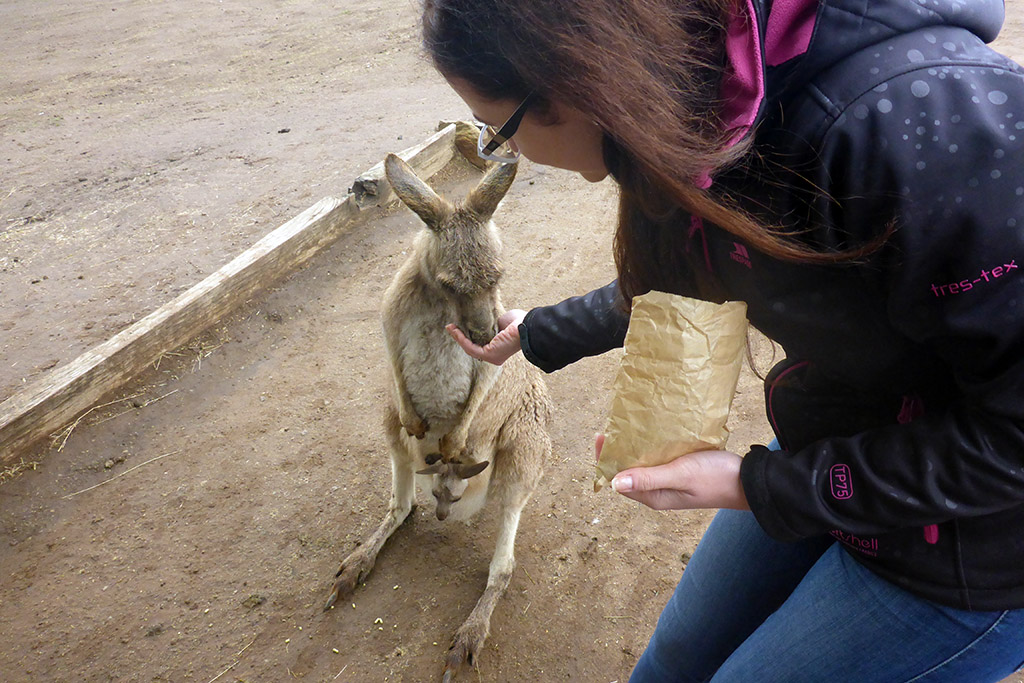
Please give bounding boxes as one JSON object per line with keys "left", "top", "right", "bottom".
{"left": 351, "top": 124, "right": 457, "bottom": 208}
{"left": 0, "top": 125, "right": 459, "bottom": 464}
{"left": 437, "top": 120, "right": 491, "bottom": 170}
{"left": 0, "top": 196, "right": 357, "bottom": 463}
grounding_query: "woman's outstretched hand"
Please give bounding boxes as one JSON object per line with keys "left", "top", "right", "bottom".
{"left": 595, "top": 434, "right": 749, "bottom": 511}
{"left": 446, "top": 309, "right": 527, "bottom": 366}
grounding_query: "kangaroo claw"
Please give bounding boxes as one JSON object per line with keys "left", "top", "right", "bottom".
{"left": 323, "top": 586, "right": 340, "bottom": 611}
{"left": 324, "top": 553, "right": 373, "bottom": 612}
{"left": 441, "top": 628, "right": 481, "bottom": 682}
{"left": 323, "top": 572, "right": 357, "bottom": 612}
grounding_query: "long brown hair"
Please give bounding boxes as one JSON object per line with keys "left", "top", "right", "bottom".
{"left": 423, "top": 0, "right": 879, "bottom": 303}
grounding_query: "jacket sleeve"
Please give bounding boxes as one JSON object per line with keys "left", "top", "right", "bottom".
{"left": 519, "top": 280, "right": 630, "bottom": 373}
{"left": 741, "top": 60, "right": 1024, "bottom": 541}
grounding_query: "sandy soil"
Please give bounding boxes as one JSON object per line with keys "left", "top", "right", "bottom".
{"left": 1, "top": 2, "right": 1023, "bottom": 682}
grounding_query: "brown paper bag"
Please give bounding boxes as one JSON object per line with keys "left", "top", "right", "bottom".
{"left": 594, "top": 291, "right": 748, "bottom": 491}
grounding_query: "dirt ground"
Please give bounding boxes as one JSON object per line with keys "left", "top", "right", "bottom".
{"left": 1, "top": 2, "right": 1023, "bottom": 682}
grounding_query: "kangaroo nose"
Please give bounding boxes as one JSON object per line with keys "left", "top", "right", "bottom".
{"left": 435, "top": 503, "right": 450, "bottom": 521}
{"left": 466, "top": 327, "right": 495, "bottom": 347}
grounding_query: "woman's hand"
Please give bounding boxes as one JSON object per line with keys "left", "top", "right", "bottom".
{"left": 447, "top": 309, "right": 526, "bottom": 366}
{"left": 594, "top": 434, "right": 749, "bottom": 511}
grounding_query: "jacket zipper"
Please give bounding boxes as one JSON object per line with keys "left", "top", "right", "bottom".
{"left": 765, "top": 359, "right": 810, "bottom": 451}
{"left": 897, "top": 395, "right": 939, "bottom": 545}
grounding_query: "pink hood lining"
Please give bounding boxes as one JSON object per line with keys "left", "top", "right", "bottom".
{"left": 691, "top": 1, "right": 816, "bottom": 252}
{"left": 718, "top": 0, "right": 818, "bottom": 152}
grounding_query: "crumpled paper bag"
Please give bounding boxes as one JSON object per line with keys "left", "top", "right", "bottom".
{"left": 594, "top": 291, "right": 748, "bottom": 491}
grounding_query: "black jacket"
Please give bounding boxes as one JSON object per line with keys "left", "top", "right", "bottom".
{"left": 519, "top": 0, "right": 1024, "bottom": 611}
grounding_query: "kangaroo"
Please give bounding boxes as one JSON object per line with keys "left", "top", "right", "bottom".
{"left": 325, "top": 154, "right": 552, "bottom": 682}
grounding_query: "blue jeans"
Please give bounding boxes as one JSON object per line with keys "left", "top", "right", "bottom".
{"left": 630, "top": 508, "right": 1024, "bottom": 682}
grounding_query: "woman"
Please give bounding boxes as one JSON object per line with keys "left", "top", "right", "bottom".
{"left": 425, "top": 0, "right": 1024, "bottom": 680}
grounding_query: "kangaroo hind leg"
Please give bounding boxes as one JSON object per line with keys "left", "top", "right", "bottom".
{"left": 325, "top": 404, "right": 416, "bottom": 610}
{"left": 441, "top": 430, "right": 549, "bottom": 681}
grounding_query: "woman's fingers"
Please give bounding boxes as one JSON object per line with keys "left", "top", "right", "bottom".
{"left": 615, "top": 488, "right": 681, "bottom": 510}
{"left": 609, "top": 450, "right": 748, "bottom": 511}
{"left": 446, "top": 323, "right": 485, "bottom": 359}
{"left": 446, "top": 309, "right": 526, "bottom": 366}
{"left": 446, "top": 321, "right": 521, "bottom": 365}
{"left": 614, "top": 460, "right": 683, "bottom": 494}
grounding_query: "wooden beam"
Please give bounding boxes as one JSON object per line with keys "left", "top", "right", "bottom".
{"left": 0, "top": 196, "right": 355, "bottom": 463}
{"left": 437, "top": 120, "right": 491, "bottom": 171}
{"left": 0, "top": 125, "right": 458, "bottom": 464}
{"left": 351, "top": 124, "right": 457, "bottom": 208}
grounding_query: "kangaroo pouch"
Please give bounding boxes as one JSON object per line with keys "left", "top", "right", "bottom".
{"left": 401, "top": 320, "right": 475, "bottom": 424}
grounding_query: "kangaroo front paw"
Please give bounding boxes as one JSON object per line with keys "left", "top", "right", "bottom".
{"left": 402, "top": 414, "right": 428, "bottom": 439}
{"left": 438, "top": 432, "right": 467, "bottom": 461}
{"left": 441, "top": 620, "right": 489, "bottom": 682}
{"left": 323, "top": 549, "right": 376, "bottom": 611}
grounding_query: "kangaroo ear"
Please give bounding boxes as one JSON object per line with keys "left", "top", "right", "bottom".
{"left": 384, "top": 154, "right": 450, "bottom": 227}
{"left": 464, "top": 162, "right": 517, "bottom": 219}
{"left": 416, "top": 462, "right": 445, "bottom": 476}
{"left": 455, "top": 460, "right": 490, "bottom": 480}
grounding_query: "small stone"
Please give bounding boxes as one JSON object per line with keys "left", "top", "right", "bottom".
{"left": 241, "top": 594, "right": 266, "bottom": 609}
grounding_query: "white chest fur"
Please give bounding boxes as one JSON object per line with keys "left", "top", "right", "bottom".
{"left": 398, "top": 306, "right": 475, "bottom": 426}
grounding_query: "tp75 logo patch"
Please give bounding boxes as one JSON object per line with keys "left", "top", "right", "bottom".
{"left": 830, "top": 463, "right": 853, "bottom": 500}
